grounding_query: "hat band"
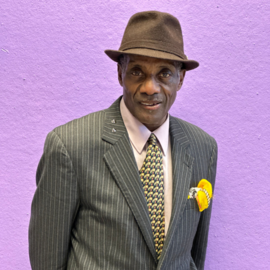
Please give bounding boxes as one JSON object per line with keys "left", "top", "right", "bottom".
{"left": 120, "top": 39, "right": 187, "bottom": 60}
{"left": 121, "top": 47, "right": 186, "bottom": 61}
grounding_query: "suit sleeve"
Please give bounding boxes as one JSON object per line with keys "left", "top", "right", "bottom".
{"left": 191, "top": 140, "right": 218, "bottom": 270}
{"left": 29, "top": 131, "right": 79, "bottom": 270}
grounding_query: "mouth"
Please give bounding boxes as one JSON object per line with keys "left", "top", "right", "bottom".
{"left": 139, "top": 101, "right": 162, "bottom": 110}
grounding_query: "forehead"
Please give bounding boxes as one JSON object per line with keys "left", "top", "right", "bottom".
{"left": 127, "top": 54, "right": 176, "bottom": 68}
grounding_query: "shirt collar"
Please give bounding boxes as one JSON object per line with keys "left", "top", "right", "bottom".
{"left": 120, "top": 98, "right": 170, "bottom": 156}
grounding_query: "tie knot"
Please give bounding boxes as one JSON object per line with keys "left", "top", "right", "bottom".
{"left": 148, "top": 133, "right": 157, "bottom": 146}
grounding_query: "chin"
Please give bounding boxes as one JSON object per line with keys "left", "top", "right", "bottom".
{"left": 143, "top": 119, "right": 163, "bottom": 131}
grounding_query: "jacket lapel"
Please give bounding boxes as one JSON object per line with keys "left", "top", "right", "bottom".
{"left": 102, "top": 98, "right": 157, "bottom": 262}
{"left": 158, "top": 117, "right": 194, "bottom": 268}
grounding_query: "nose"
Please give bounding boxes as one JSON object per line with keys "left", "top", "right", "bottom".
{"left": 140, "top": 76, "right": 160, "bottom": 95}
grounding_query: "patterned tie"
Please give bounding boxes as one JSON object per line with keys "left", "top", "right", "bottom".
{"left": 139, "top": 133, "right": 165, "bottom": 260}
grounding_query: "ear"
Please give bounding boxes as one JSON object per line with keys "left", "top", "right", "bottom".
{"left": 177, "top": 69, "right": 186, "bottom": 91}
{"left": 118, "top": 64, "right": 123, "bottom": 86}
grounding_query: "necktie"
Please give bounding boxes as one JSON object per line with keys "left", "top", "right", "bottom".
{"left": 139, "top": 133, "right": 165, "bottom": 260}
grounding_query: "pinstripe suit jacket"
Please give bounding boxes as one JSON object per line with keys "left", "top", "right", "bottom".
{"left": 29, "top": 97, "right": 217, "bottom": 270}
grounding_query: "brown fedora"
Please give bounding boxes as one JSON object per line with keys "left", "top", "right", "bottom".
{"left": 105, "top": 11, "right": 199, "bottom": 71}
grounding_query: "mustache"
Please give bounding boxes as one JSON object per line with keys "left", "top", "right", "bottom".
{"left": 135, "top": 92, "right": 163, "bottom": 103}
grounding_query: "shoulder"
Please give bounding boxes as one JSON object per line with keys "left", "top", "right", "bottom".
{"left": 40, "top": 109, "right": 106, "bottom": 157}
{"left": 43, "top": 98, "right": 122, "bottom": 152}
{"left": 170, "top": 116, "right": 217, "bottom": 149}
{"left": 52, "top": 109, "right": 106, "bottom": 139}
{"left": 52, "top": 98, "right": 121, "bottom": 139}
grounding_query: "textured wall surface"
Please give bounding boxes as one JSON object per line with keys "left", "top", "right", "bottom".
{"left": 1, "top": 0, "right": 269, "bottom": 269}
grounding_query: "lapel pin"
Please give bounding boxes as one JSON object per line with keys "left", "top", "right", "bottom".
{"left": 188, "top": 179, "right": 212, "bottom": 212}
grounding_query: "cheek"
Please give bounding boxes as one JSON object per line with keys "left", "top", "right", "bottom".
{"left": 123, "top": 83, "right": 133, "bottom": 98}
{"left": 165, "top": 88, "right": 177, "bottom": 109}
{"left": 123, "top": 86, "right": 137, "bottom": 114}
{"left": 123, "top": 79, "right": 137, "bottom": 96}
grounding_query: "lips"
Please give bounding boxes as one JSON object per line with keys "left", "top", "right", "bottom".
{"left": 140, "top": 100, "right": 162, "bottom": 106}
{"left": 139, "top": 100, "right": 162, "bottom": 110}
{"left": 140, "top": 102, "right": 160, "bottom": 106}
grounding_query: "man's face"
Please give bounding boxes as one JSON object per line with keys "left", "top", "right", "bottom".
{"left": 118, "top": 54, "right": 186, "bottom": 131}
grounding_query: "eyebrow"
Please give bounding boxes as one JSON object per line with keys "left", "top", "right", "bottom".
{"left": 159, "top": 64, "right": 175, "bottom": 69}
{"left": 129, "top": 64, "right": 143, "bottom": 69}
{"left": 128, "top": 62, "right": 175, "bottom": 69}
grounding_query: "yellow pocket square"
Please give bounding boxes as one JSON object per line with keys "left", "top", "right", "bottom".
{"left": 188, "top": 179, "right": 212, "bottom": 212}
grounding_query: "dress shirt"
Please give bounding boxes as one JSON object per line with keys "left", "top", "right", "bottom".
{"left": 120, "top": 98, "right": 173, "bottom": 235}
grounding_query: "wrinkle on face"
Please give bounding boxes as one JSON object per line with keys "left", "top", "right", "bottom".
{"left": 118, "top": 54, "right": 185, "bottom": 131}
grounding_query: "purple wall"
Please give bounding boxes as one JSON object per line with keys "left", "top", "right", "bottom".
{"left": 1, "top": 1, "right": 269, "bottom": 269}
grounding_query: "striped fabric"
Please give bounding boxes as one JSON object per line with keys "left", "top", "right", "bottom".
{"left": 29, "top": 97, "right": 218, "bottom": 270}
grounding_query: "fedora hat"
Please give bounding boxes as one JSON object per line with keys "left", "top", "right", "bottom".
{"left": 105, "top": 11, "right": 199, "bottom": 71}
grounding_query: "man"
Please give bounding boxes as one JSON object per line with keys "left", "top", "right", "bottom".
{"left": 29, "top": 11, "right": 217, "bottom": 270}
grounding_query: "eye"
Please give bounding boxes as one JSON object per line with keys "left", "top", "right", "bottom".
{"left": 131, "top": 69, "right": 143, "bottom": 76}
{"left": 160, "top": 72, "right": 170, "bottom": 78}
{"left": 159, "top": 69, "right": 172, "bottom": 78}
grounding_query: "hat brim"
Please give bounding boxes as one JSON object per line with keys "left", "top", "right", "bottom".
{"left": 105, "top": 48, "right": 199, "bottom": 71}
